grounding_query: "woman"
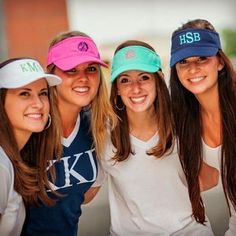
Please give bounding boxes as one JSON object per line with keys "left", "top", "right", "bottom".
{"left": 0, "top": 57, "right": 62, "bottom": 236}
{"left": 22, "top": 31, "right": 117, "bottom": 236}
{"left": 170, "top": 19, "right": 236, "bottom": 235}
{"left": 101, "top": 40, "right": 213, "bottom": 235}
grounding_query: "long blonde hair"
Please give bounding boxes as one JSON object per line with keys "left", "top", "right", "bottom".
{"left": 47, "top": 31, "right": 117, "bottom": 157}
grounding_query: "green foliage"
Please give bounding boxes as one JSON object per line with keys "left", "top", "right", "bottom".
{"left": 221, "top": 29, "right": 236, "bottom": 57}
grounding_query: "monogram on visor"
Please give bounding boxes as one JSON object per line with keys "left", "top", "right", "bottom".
{"left": 111, "top": 45, "right": 162, "bottom": 82}
{"left": 170, "top": 28, "right": 221, "bottom": 67}
{"left": 0, "top": 58, "right": 61, "bottom": 88}
{"left": 47, "top": 36, "right": 108, "bottom": 70}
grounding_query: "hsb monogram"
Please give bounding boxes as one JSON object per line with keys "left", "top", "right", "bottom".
{"left": 179, "top": 32, "right": 201, "bottom": 45}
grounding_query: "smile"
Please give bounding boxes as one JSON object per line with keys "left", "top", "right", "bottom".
{"left": 130, "top": 96, "right": 146, "bottom": 103}
{"left": 189, "top": 77, "right": 205, "bottom": 83}
{"left": 25, "top": 113, "right": 43, "bottom": 119}
{"left": 73, "top": 87, "right": 89, "bottom": 93}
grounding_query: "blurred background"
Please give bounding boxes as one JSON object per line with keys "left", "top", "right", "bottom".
{"left": 0, "top": 0, "right": 235, "bottom": 235}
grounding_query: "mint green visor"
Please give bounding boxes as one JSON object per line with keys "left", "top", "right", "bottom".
{"left": 111, "top": 45, "right": 162, "bottom": 82}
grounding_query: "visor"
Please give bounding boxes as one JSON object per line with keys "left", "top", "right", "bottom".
{"left": 47, "top": 36, "right": 108, "bottom": 70}
{"left": 0, "top": 58, "right": 61, "bottom": 89}
{"left": 111, "top": 45, "right": 162, "bottom": 82}
{"left": 170, "top": 28, "right": 221, "bottom": 67}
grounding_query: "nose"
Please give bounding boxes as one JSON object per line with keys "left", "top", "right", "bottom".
{"left": 76, "top": 69, "right": 89, "bottom": 81}
{"left": 130, "top": 80, "right": 142, "bottom": 93}
{"left": 188, "top": 61, "right": 200, "bottom": 74}
{"left": 31, "top": 95, "right": 44, "bottom": 109}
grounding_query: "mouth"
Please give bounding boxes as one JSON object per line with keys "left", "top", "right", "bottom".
{"left": 130, "top": 96, "right": 146, "bottom": 103}
{"left": 73, "top": 86, "right": 89, "bottom": 93}
{"left": 25, "top": 113, "right": 43, "bottom": 120}
{"left": 189, "top": 77, "right": 205, "bottom": 83}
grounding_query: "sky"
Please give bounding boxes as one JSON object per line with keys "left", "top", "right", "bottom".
{"left": 67, "top": 0, "right": 236, "bottom": 45}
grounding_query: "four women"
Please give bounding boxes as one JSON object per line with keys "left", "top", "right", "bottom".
{"left": 0, "top": 18, "right": 235, "bottom": 235}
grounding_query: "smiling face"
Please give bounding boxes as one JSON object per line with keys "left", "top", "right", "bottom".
{"left": 4, "top": 78, "right": 49, "bottom": 148}
{"left": 176, "top": 56, "right": 224, "bottom": 96}
{"left": 116, "top": 70, "right": 156, "bottom": 115}
{"left": 54, "top": 62, "right": 100, "bottom": 112}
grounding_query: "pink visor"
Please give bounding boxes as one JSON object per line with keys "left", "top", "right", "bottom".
{"left": 47, "top": 36, "right": 108, "bottom": 70}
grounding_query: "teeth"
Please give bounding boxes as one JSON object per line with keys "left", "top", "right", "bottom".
{"left": 130, "top": 96, "right": 145, "bottom": 103}
{"left": 190, "top": 77, "right": 204, "bottom": 83}
{"left": 26, "top": 114, "right": 42, "bottom": 118}
{"left": 73, "top": 87, "right": 89, "bottom": 92}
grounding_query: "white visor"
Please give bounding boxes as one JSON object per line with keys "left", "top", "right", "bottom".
{"left": 0, "top": 58, "right": 61, "bottom": 89}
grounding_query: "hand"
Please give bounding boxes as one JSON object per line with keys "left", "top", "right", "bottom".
{"left": 199, "top": 161, "right": 219, "bottom": 192}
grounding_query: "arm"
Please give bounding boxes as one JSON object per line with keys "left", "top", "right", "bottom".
{"left": 199, "top": 161, "right": 219, "bottom": 192}
{"left": 225, "top": 202, "right": 236, "bottom": 236}
{"left": 83, "top": 158, "right": 105, "bottom": 204}
{"left": 83, "top": 186, "right": 101, "bottom": 204}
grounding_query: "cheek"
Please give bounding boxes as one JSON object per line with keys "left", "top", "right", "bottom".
{"left": 43, "top": 99, "right": 50, "bottom": 113}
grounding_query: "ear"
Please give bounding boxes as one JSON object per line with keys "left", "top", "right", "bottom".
{"left": 117, "top": 89, "right": 121, "bottom": 95}
{"left": 217, "top": 57, "right": 225, "bottom": 71}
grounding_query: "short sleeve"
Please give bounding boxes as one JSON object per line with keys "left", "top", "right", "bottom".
{"left": 90, "top": 159, "right": 106, "bottom": 187}
{"left": 0, "top": 164, "right": 11, "bottom": 214}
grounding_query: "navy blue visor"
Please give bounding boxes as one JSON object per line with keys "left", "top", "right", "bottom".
{"left": 170, "top": 28, "right": 221, "bottom": 67}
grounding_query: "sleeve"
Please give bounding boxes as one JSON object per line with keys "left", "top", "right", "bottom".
{"left": 225, "top": 202, "right": 236, "bottom": 236}
{"left": 0, "top": 164, "right": 11, "bottom": 215}
{"left": 90, "top": 159, "right": 106, "bottom": 187}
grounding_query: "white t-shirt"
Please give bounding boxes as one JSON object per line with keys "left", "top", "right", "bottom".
{"left": 0, "top": 147, "right": 25, "bottom": 236}
{"left": 101, "top": 134, "right": 213, "bottom": 236}
{"left": 202, "top": 141, "right": 236, "bottom": 236}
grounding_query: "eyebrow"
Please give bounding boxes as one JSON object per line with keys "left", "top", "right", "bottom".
{"left": 119, "top": 72, "right": 149, "bottom": 77}
{"left": 19, "top": 87, "right": 48, "bottom": 91}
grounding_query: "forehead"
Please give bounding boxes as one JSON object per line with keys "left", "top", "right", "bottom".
{"left": 119, "top": 70, "right": 151, "bottom": 76}
{"left": 72, "top": 62, "right": 99, "bottom": 69}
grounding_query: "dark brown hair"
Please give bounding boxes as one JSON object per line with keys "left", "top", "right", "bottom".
{"left": 170, "top": 19, "right": 236, "bottom": 223}
{"left": 110, "top": 40, "right": 174, "bottom": 161}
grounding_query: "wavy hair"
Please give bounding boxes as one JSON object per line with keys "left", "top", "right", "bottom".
{"left": 110, "top": 40, "right": 174, "bottom": 162}
{"left": 0, "top": 57, "right": 62, "bottom": 206}
{"left": 47, "top": 31, "right": 117, "bottom": 158}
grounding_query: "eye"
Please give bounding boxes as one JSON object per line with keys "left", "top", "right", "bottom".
{"left": 64, "top": 68, "right": 77, "bottom": 75}
{"left": 118, "top": 77, "right": 130, "bottom": 84}
{"left": 19, "top": 91, "right": 30, "bottom": 97}
{"left": 139, "top": 74, "right": 151, "bottom": 81}
{"left": 39, "top": 90, "right": 49, "bottom": 96}
{"left": 198, "top": 56, "right": 208, "bottom": 62}
{"left": 87, "top": 65, "right": 99, "bottom": 73}
{"left": 178, "top": 59, "right": 187, "bottom": 64}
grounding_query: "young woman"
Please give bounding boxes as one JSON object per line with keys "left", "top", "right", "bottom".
{"left": 170, "top": 19, "right": 236, "bottom": 236}
{"left": 101, "top": 40, "right": 213, "bottom": 235}
{"left": 0, "top": 57, "right": 62, "bottom": 235}
{"left": 22, "top": 31, "right": 117, "bottom": 236}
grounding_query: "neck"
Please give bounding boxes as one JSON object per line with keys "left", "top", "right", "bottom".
{"left": 197, "top": 88, "right": 222, "bottom": 147}
{"left": 58, "top": 102, "right": 82, "bottom": 138}
{"left": 127, "top": 108, "right": 158, "bottom": 141}
{"left": 15, "top": 131, "right": 31, "bottom": 150}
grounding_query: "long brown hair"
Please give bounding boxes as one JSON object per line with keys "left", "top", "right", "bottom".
{"left": 110, "top": 40, "right": 174, "bottom": 162}
{"left": 47, "top": 31, "right": 117, "bottom": 158}
{"left": 170, "top": 19, "right": 236, "bottom": 223}
{"left": 0, "top": 57, "right": 62, "bottom": 206}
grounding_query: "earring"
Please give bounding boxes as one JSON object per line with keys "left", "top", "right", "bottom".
{"left": 115, "top": 97, "right": 125, "bottom": 111}
{"left": 44, "top": 114, "right": 52, "bottom": 130}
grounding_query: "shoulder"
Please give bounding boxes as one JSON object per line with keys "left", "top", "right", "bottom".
{"left": 0, "top": 147, "right": 13, "bottom": 173}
